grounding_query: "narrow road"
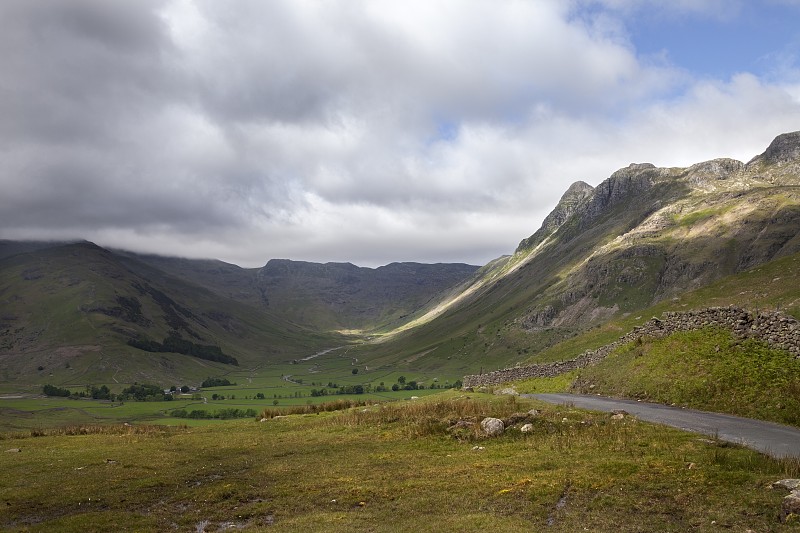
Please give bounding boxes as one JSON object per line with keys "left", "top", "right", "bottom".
{"left": 527, "top": 393, "right": 800, "bottom": 458}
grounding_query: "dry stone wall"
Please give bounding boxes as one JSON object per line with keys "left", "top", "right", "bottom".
{"left": 463, "top": 306, "right": 800, "bottom": 388}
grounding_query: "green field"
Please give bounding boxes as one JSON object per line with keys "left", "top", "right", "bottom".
{"left": 0, "top": 347, "right": 459, "bottom": 432}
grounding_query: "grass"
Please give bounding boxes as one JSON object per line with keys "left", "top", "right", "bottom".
{"left": 571, "top": 328, "right": 800, "bottom": 426}
{"left": 0, "top": 386, "right": 448, "bottom": 432}
{"left": 0, "top": 392, "right": 798, "bottom": 532}
{"left": 0, "top": 344, "right": 463, "bottom": 431}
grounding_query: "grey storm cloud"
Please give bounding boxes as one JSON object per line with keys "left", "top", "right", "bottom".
{"left": 1, "top": 0, "right": 799, "bottom": 266}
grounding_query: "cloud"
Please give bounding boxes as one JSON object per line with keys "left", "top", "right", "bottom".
{"left": 1, "top": 0, "right": 799, "bottom": 267}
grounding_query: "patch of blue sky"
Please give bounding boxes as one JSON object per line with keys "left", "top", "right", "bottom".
{"left": 625, "top": 2, "right": 800, "bottom": 80}
{"left": 422, "top": 118, "right": 460, "bottom": 148}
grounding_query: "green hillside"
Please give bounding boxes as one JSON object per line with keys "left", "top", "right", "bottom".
{"left": 348, "top": 133, "right": 800, "bottom": 379}
{"left": 0, "top": 242, "right": 338, "bottom": 391}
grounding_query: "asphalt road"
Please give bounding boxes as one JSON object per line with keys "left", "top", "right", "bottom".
{"left": 527, "top": 393, "right": 800, "bottom": 458}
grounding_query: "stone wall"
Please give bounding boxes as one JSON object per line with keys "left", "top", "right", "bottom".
{"left": 462, "top": 306, "right": 800, "bottom": 388}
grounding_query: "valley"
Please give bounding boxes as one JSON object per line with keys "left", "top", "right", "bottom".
{"left": 1, "top": 131, "right": 800, "bottom": 530}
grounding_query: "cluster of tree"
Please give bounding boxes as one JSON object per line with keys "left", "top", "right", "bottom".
{"left": 42, "top": 384, "right": 71, "bottom": 397}
{"left": 376, "top": 375, "right": 420, "bottom": 391}
{"left": 43, "top": 382, "right": 182, "bottom": 402}
{"left": 43, "top": 384, "right": 114, "bottom": 400}
{"left": 201, "top": 377, "right": 235, "bottom": 388}
{"left": 121, "top": 383, "right": 171, "bottom": 401}
{"left": 210, "top": 393, "right": 237, "bottom": 400}
{"left": 87, "top": 385, "right": 113, "bottom": 400}
{"left": 310, "top": 384, "right": 366, "bottom": 396}
{"left": 128, "top": 335, "right": 238, "bottom": 366}
{"left": 169, "top": 408, "right": 257, "bottom": 420}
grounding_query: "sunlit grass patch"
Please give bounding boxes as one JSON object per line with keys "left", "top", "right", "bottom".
{"left": 573, "top": 327, "right": 800, "bottom": 426}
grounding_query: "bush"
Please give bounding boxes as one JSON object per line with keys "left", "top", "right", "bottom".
{"left": 170, "top": 408, "right": 257, "bottom": 420}
{"left": 43, "top": 384, "right": 71, "bottom": 397}
{"left": 201, "top": 377, "right": 234, "bottom": 388}
{"left": 121, "top": 383, "right": 163, "bottom": 401}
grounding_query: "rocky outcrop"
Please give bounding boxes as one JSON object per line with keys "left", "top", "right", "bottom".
{"left": 517, "top": 181, "right": 594, "bottom": 251}
{"left": 684, "top": 158, "right": 745, "bottom": 190}
{"left": 754, "top": 131, "right": 800, "bottom": 166}
{"left": 580, "top": 164, "right": 670, "bottom": 222}
{"left": 774, "top": 479, "right": 800, "bottom": 523}
{"left": 463, "top": 306, "right": 800, "bottom": 388}
{"left": 745, "top": 131, "right": 800, "bottom": 185}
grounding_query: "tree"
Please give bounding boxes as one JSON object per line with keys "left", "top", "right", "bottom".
{"left": 121, "top": 383, "right": 162, "bottom": 401}
{"left": 43, "top": 384, "right": 71, "bottom": 397}
{"left": 398, "top": 376, "right": 406, "bottom": 385}
{"left": 91, "top": 385, "right": 112, "bottom": 400}
{"left": 201, "top": 377, "right": 234, "bottom": 388}
{"left": 352, "top": 368, "right": 359, "bottom": 375}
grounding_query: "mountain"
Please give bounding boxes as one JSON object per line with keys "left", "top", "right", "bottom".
{"left": 0, "top": 242, "right": 479, "bottom": 388}
{"left": 2, "top": 131, "right": 799, "bottom": 389}
{"left": 0, "top": 242, "right": 332, "bottom": 388}
{"left": 352, "top": 131, "right": 800, "bottom": 375}
{"left": 120, "top": 253, "right": 479, "bottom": 331}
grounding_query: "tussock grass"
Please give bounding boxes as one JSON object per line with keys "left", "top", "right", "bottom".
{"left": 330, "top": 395, "right": 528, "bottom": 439}
{"left": 258, "top": 398, "right": 374, "bottom": 419}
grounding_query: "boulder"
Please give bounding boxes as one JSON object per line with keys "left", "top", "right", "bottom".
{"left": 774, "top": 479, "right": 800, "bottom": 491}
{"left": 520, "top": 423, "right": 534, "bottom": 433}
{"left": 480, "top": 417, "right": 505, "bottom": 437}
{"left": 773, "top": 479, "right": 800, "bottom": 523}
{"left": 782, "top": 491, "right": 800, "bottom": 523}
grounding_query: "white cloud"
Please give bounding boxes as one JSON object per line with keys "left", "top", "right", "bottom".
{"left": 1, "top": 0, "right": 799, "bottom": 267}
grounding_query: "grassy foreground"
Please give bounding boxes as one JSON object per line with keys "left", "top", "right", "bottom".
{"left": 1, "top": 392, "right": 798, "bottom": 532}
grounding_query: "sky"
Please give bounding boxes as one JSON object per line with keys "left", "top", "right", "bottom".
{"left": 1, "top": 0, "right": 800, "bottom": 268}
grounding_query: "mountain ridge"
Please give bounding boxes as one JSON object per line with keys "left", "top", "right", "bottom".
{"left": 1, "top": 131, "right": 799, "bottom": 388}
{"left": 351, "top": 130, "right": 800, "bottom": 376}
